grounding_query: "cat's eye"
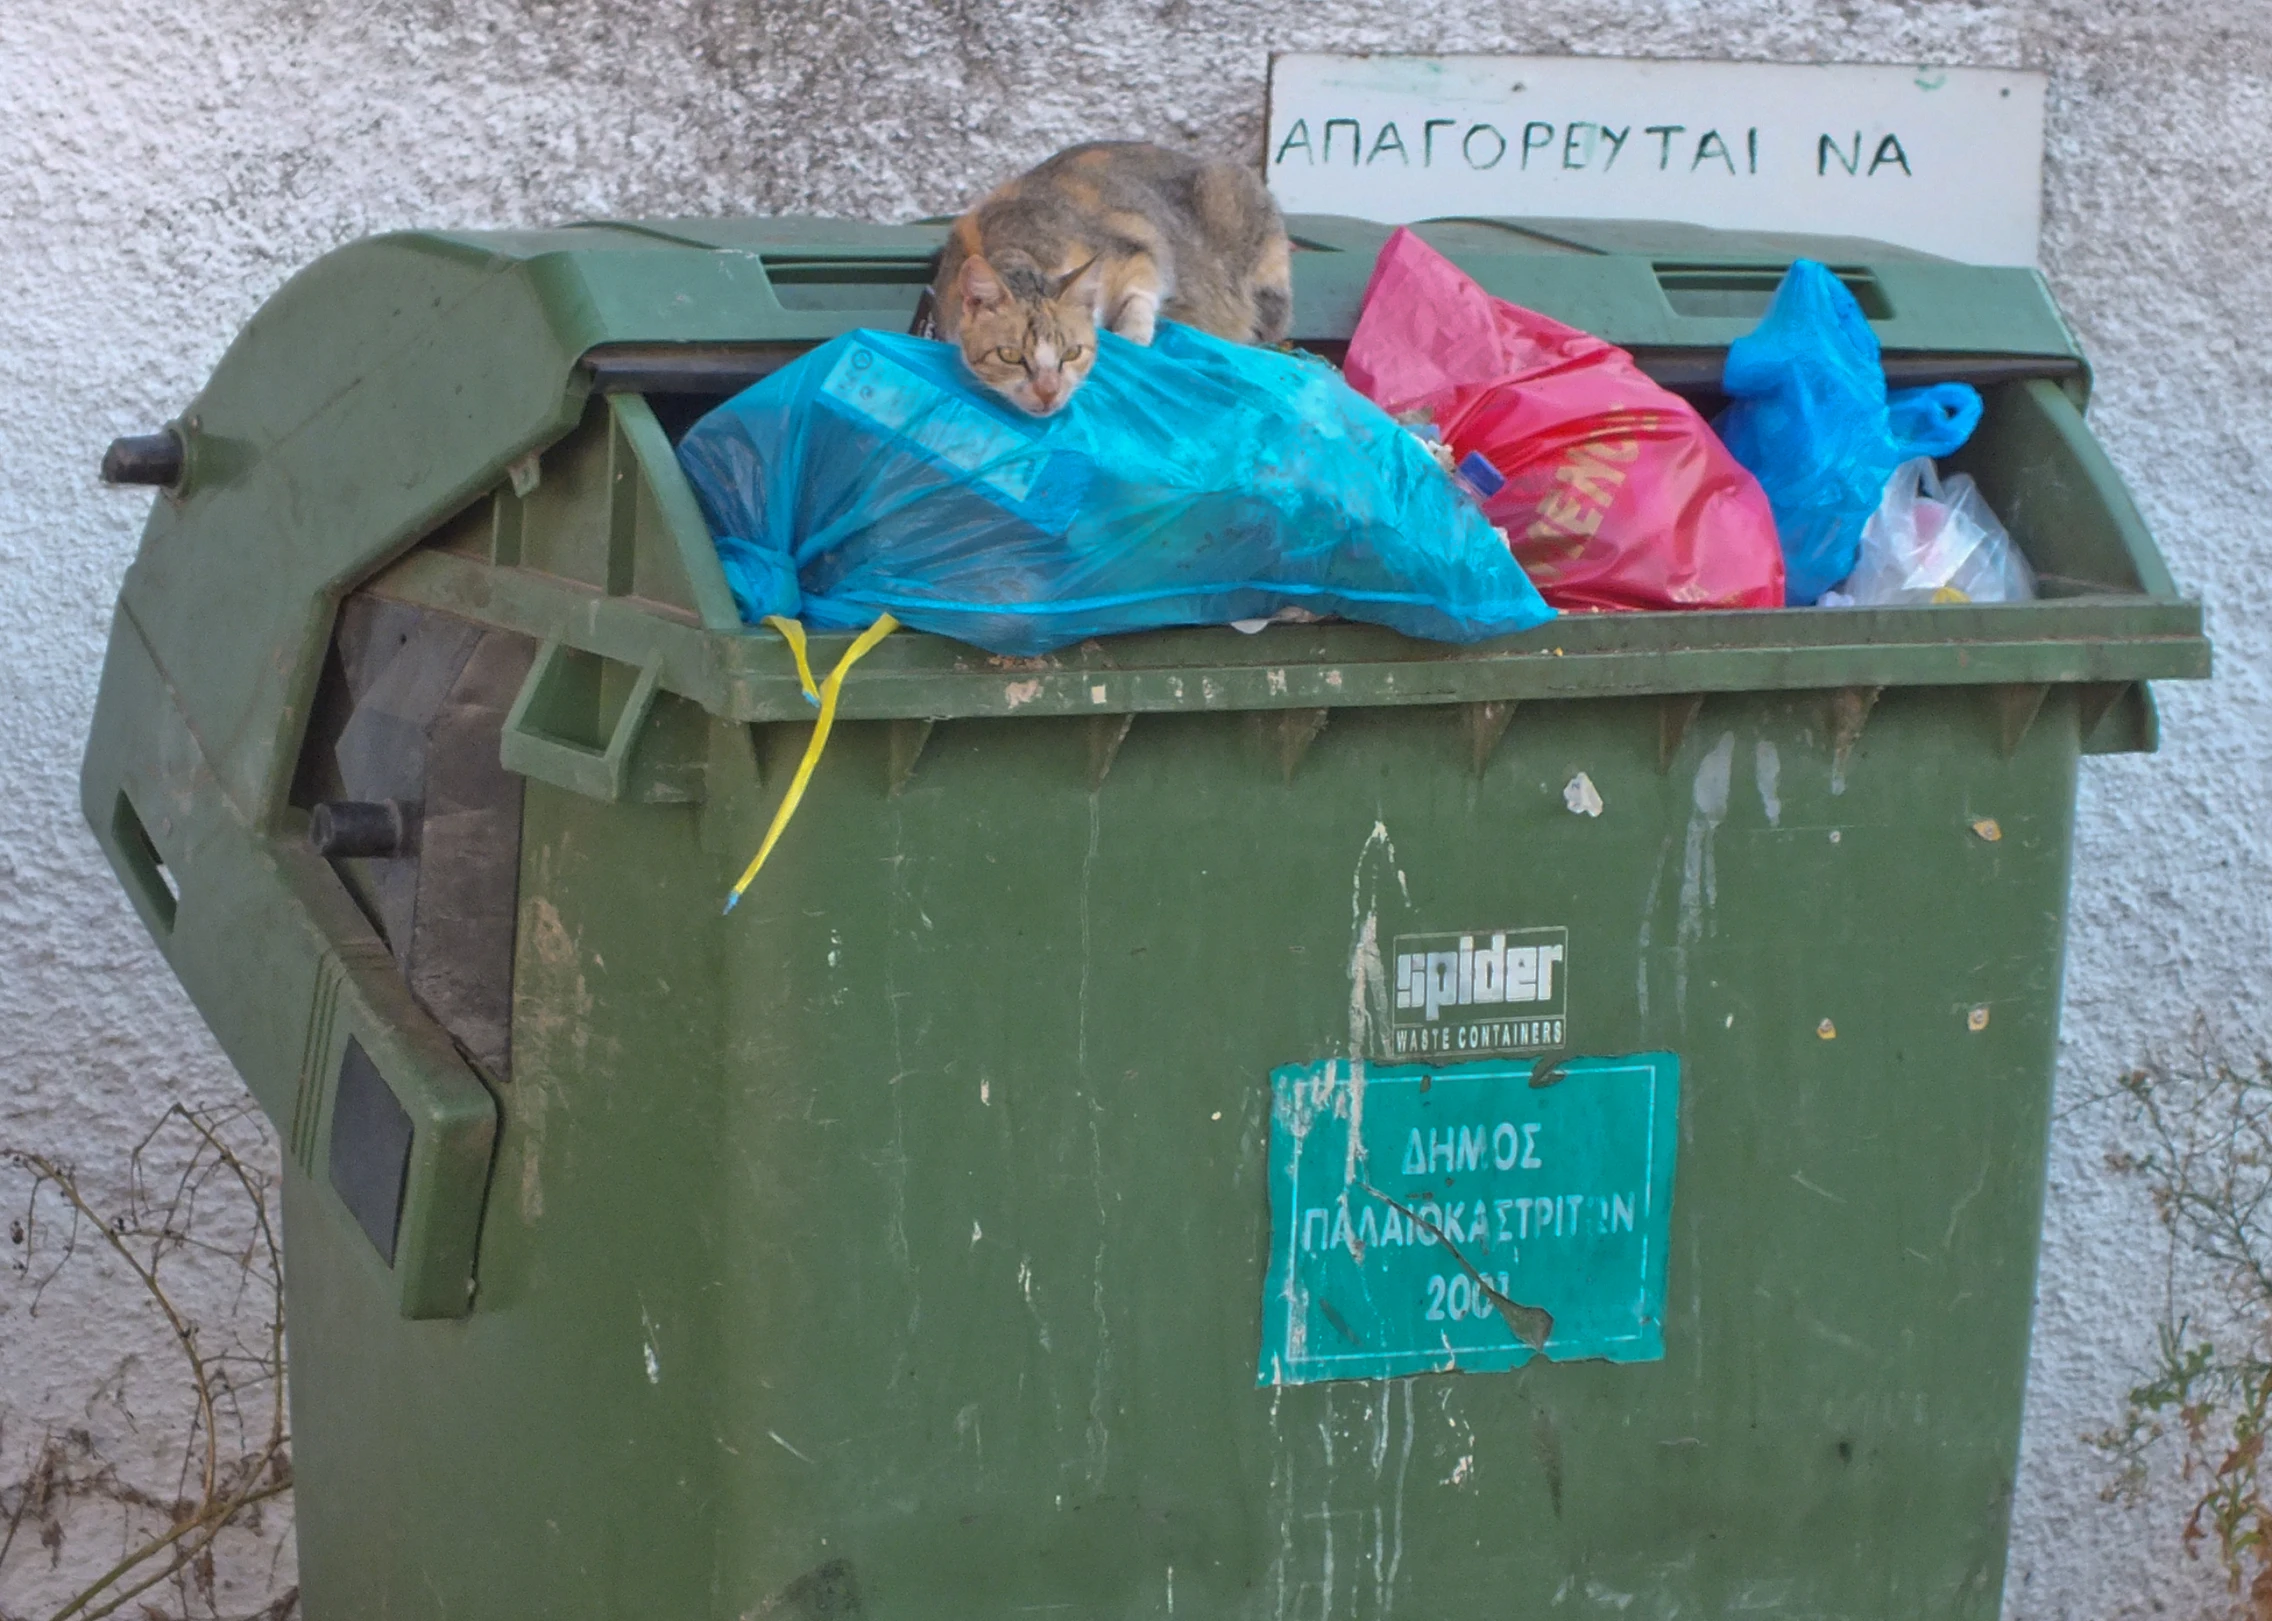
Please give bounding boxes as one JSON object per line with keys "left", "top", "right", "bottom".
{"left": 1062, "top": 345, "right": 1087, "bottom": 363}
{"left": 992, "top": 347, "right": 1022, "bottom": 365}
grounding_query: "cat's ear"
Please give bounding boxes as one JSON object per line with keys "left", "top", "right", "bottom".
{"left": 960, "top": 256, "right": 1008, "bottom": 317}
{"left": 1054, "top": 255, "right": 1105, "bottom": 317}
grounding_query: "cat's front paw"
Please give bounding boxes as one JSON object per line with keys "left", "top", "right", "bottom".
{"left": 1109, "top": 297, "right": 1159, "bottom": 346}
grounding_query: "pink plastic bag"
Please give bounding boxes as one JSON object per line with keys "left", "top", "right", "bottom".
{"left": 1345, "top": 229, "right": 1784, "bottom": 612}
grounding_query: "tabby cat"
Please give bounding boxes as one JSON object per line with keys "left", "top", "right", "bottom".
{"left": 931, "top": 141, "right": 1293, "bottom": 415}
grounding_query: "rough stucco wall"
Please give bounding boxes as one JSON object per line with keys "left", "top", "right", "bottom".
{"left": 1, "top": 1, "right": 2264, "bottom": 1615}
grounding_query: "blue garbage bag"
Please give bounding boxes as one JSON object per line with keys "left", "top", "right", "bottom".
{"left": 676, "top": 323, "right": 1555, "bottom": 656}
{"left": 1717, "top": 260, "right": 1984, "bottom": 605}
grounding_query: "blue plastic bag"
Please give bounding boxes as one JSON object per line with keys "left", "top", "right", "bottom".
{"left": 1717, "top": 260, "right": 1984, "bottom": 605}
{"left": 676, "top": 323, "right": 1555, "bottom": 656}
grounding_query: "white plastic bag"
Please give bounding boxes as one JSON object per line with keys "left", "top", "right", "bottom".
{"left": 1830, "top": 457, "right": 2035, "bottom": 606}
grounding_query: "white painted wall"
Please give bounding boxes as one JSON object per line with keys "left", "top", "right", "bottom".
{"left": 2, "top": 3, "right": 2264, "bottom": 1616}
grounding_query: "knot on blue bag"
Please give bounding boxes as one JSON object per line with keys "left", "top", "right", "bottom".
{"left": 714, "top": 534, "right": 801, "bottom": 622}
{"left": 1718, "top": 259, "right": 1983, "bottom": 606}
{"left": 1887, "top": 385, "right": 1983, "bottom": 459}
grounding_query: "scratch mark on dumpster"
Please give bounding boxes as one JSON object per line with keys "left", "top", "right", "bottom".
{"left": 1344, "top": 906, "right": 1383, "bottom": 1168}
{"left": 1017, "top": 1256, "right": 1051, "bottom": 1352}
{"left": 1800, "top": 1312, "right": 1873, "bottom": 1358}
{"left": 1635, "top": 834, "right": 1673, "bottom": 1021}
{"left": 1268, "top": 1384, "right": 1295, "bottom": 1618}
{"left": 883, "top": 808, "right": 915, "bottom": 1295}
{"left": 1085, "top": 1090, "right": 1112, "bottom": 1490}
{"left": 1343, "top": 973, "right": 1376, "bottom": 1182}
{"left": 1079, "top": 797, "right": 1099, "bottom": 1076}
{"left": 1791, "top": 1170, "right": 1845, "bottom": 1205}
{"left": 1944, "top": 1147, "right": 1992, "bottom": 1249}
{"left": 1076, "top": 794, "right": 1113, "bottom": 1483}
{"left": 1384, "top": 1379, "right": 1414, "bottom": 1612}
{"left": 1359, "top": 1395, "right": 1391, "bottom": 1612}
{"left": 1439, "top": 1384, "right": 1478, "bottom": 1497}
{"left": 1754, "top": 739, "right": 1782, "bottom": 827}
{"left": 1296, "top": 1395, "right": 1338, "bottom": 1621}
{"left": 1675, "top": 734, "right": 1737, "bottom": 1023}
{"left": 1004, "top": 678, "right": 1043, "bottom": 709}
{"left": 1275, "top": 1080, "right": 1317, "bottom": 1370}
{"left": 1345, "top": 822, "right": 1399, "bottom": 1186}
{"left": 767, "top": 1429, "right": 815, "bottom": 1464}
{"left": 1728, "top": 1576, "right": 1798, "bottom": 1611}
{"left": 1368, "top": 1505, "right": 1386, "bottom": 1617}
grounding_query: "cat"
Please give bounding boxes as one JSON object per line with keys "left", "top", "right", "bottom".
{"left": 930, "top": 141, "right": 1294, "bottom": 416}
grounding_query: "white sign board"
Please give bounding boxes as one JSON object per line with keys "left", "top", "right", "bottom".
{"left": 1265, "top": 55, "right": 2047, "bottom": 265}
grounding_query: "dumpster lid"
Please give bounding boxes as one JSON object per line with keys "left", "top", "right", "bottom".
{"left": 105, "top": 211, "right": 2200, "bottom": 825}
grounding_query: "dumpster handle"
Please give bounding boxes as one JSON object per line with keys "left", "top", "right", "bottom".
{"left": 723, "top": 614, "right": 899, "bottom": 913}
{"left": 498, "top": 639, "right": 663, "bottom": 803}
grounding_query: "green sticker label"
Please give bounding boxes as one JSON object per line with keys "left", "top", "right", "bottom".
{"left": 1259, "top": 1053, "right": 1679, "bottom": 1386}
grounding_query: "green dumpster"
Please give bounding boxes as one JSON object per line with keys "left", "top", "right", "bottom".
{"left": 83, "top": 213, "right": 2207, "bottom": 1619}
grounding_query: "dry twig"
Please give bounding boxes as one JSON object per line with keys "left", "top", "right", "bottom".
{"left": 1, "top": 1105, "right": 294, "bottom": 1621}
{"left": 2097, "top": 1030, "right": 2272, "bottom": 1617}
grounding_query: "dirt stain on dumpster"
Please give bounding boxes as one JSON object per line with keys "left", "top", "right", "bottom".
{"left": 524, "top": 891, "right": 596, "bottom": 1046}
{"left": 743, "top": 1557, "right": 860, "bottom": 1618}
{"left": 513, "top": 890, "right": 597, "bottom": 1223}
{"left": 1635, "top": 833, "right": 1674, "bottom": 1019}
{"left": 1532, "top": 1408, "right": 1566, "bottom": 1517}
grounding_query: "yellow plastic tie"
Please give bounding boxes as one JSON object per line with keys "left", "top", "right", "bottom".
{"left": 763, "top": 614, "right": 822, "bottom": 706}
{"left": 724, "top": 614, "right": 900, "bottom": 913}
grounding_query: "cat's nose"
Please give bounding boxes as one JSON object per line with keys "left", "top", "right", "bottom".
{"left": 1031, "top": 375, "right": 1064, "bottom": 409}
